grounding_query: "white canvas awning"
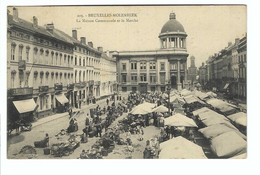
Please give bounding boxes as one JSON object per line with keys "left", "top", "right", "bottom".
{"left": 55, "top": 93, "right": 69, "bottom": 105}
{"left": 13, "top": 99, "right": 37, "bottom": 114}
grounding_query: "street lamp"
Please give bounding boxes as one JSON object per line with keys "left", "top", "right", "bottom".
{"left": 167, "top": 80, "right": 171, "bottom": 114}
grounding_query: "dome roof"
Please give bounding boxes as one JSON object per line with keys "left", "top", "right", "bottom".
{"left": 161, "top": 13, "right": 185, "bottom": 33}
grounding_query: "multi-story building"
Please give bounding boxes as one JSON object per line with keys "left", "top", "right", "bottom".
{"left": 198, "top": 62, "right": 207, "bottom": 86}
{"left": 7, "top": 7, "right": 117, "bottom": 122}
{"left": 187, "top": 56, "right": 197, "bottom": 84}
{"left": 114, "top": 13, "right": 189, "bottom": 93}
{"left": 7, "top": 8, "right": 75, "bottom": 121}
{"left": 238, "top": 35, "right": 247, "bottom": 99}
{"left": 99, "top": 50, "right": 117, "bottom": 97}
{"left": 203, "top": 35, "right": 246, "bottom": 100}
{"left": 57, "top": 29, "right": 102, "bottom": 108}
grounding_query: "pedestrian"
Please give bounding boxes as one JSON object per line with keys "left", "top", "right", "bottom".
{"left": 45, "top": 133, "right": 49, "bottom": 147}
{"left": 106, "top": 98, "right": 109, "bottom": 105}
{"left": 85, "top": 116, "right": 90, "bottom": 127}
{"left": 96, "top": 122, "right": 102, "bottom": 137}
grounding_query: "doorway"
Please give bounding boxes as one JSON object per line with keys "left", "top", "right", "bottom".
{"left": 171, "top": 76, "right": 177, "bottom": 88}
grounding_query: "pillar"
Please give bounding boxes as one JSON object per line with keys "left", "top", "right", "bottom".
{"left": 184, "top": 61, "right": 189, "bottom": 89}
{"left": 177, "top": 60, "right": 182, "bottom": 90}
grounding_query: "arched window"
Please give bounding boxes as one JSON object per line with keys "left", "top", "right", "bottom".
{"left": 18, "top": 44, "right": 24, "bottom": 61}
{"left": 11, "top": 42, "right": 17, "bottom": 61}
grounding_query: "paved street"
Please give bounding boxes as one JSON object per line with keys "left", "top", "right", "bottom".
{"left": 7, "top": 98, "right": 115, "bottom": 159}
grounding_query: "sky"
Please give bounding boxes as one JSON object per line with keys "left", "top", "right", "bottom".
{"left": 10, "top": 5, "right": 246, "bottom": 67}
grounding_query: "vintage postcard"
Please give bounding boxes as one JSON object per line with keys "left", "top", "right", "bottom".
{"left": 6, "top": 5, "right": 247, "bottom": 159}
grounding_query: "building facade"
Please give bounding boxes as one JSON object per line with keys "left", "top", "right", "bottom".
{"left": 7, "top": 8, "right": 75, "bottom": 120}
{"left": 7, "top": 7, "right": 117, "bottom": 122}
{"left": 187, "top": 56, "right": 197, "bottom": 84}
{"left": 114, "top": 13, "right": 189, "bottom": 93}
{"left": 238, "top": 35, "right": 247, "bottom": 99}
{"left": 203, "top": 35, "right": 246, "bottom": 101}
{"left": 198, "top": 62, "right": 207, "bottom": 86}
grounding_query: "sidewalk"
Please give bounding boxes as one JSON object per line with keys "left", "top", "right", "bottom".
{"left": 32, "top": 98, "right": 108, "bottom": 128}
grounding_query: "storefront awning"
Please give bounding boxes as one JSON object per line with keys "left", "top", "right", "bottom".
{"left": 55, "top": 93, "right": 69, "bottom": 105}
{"left": 223, "top": 83, "right": 230, "bottom": 90}
{"left": 13, "top": 99, "right": 37, "bottom": 114}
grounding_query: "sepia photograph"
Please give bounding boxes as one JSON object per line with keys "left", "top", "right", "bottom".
{"left": 6, "top": 5, "right": 247, "bottom": 159}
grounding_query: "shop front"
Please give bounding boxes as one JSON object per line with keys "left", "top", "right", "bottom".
{"left": 7, "top": 87, "right": 37, "bottom": 123}
{"left": 55, "top": 84, "right": 69, "bottom": 113}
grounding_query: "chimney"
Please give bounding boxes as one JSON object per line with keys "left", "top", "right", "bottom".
{"left": 72, "top": 30, "right": 77, "bottom": 40}
{"left": 228, "top": 42, "right": 232, "bottom": 47}
{"left": 46, "top": 23, "right": 54, "bottom": 33}
{"left": 106, "top": 50, "right": 110, "bottom": 57}
{"left": 80, "top": 37, "right": 86, "bottom": 45}
{"left": 97, "top": 47, "right": 103, "bottom": 52}
{"left": 169, "top": 12, "right": 176, "bottom": 20}
{"left": 13, "top": 7, "right": 18, "bottom": 21}
{"left": 88, "top": 42, "right": 93, "bottom": 48}
{"left": 235, "top": 38, "right": 240, "bottom": 45}
{"left": 33, "top": 16, "right": 38, "bottom": 28}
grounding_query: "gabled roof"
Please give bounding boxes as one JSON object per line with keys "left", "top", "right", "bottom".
{"left": 8, "top": 14, "right": 74, "bottom": 45}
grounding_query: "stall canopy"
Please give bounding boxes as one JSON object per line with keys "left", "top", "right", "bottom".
{"left": 223, "top": 83, "right": 230, "bottom": 90}
{"left": 199, "top": 123, "right": 246, "bottom": 140}
{"left": 180, "top": 89, "right": 192, "bottom": 96}
{"left": 159, "top": 136, "right": 207, "bottom": 159}
{"left": 194, "top": 91, "right": 210, "bottom": 100}
{"left": 227, "top": 112, "right": 247, "bottom": 127}
{"left": 198, "top": 110, "right": 227, "bottom": 121}
{"left": 164, "top": 113, "right": 197, "bottom": 127}
{"left": 55, "top": 93, "right": 69, "bottom": 105}
{"left": 210, "top": 131, "right": 247, "bottom": 158}
{"left": 192, "top": 107, "right": 211, "bottom": 116}
{"left": 13, "top": 99, "right": 37, "bottom": 114}
{"left": 130, "top": 102, "right": 156, "bottom": 115}
{"left": 152, "top": 105, "right": 168, "bottom": 113}
{"left": 206, "top": 91, "right": 217, "bottom": 98}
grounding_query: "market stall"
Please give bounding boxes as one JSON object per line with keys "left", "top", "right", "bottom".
{"left": 159, "top": 136, "right": 207, "bottom": 159}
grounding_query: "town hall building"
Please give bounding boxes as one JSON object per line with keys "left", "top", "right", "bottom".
{"left": 113, "top": 12, "right": 189, "bottom": 93}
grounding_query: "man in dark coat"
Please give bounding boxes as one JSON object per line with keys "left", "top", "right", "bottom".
{"left": 106, "top": 98, "right": 109, "bottom": 105}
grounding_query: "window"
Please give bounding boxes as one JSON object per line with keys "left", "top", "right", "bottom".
{"left": 170, "top": 38, "right": 176, "bottom": 47}
{"left": 122, "top": 87, "right": 127, "bottom": 92}
{"left": 11, "top": 43, "right": 16, "bottom": 60}
{"left": 75, "top": 56, "right": 77, "bottom": 65}
{"left": 60, "top": 54, "right": 62, "bottom": 65}
{"left": 26, "top": 47, "right": 30, "bottom": 62}
{"left": 122, "top": 74, "right": 127, "bottom": 83}
{"left": 83, "top": 58, "right": 85, "bottom": 66}
{"left": 55, "top": 53, "right": 58, "bottom": 65}
{"left": 170, "top": 63, "right": 177, "bottom": 70}
{"left": 131, "top": 62, "right": 137, "bottom": 70}
{"left": 122, "top": 63, "right": 126, "bottom": 71}
{"left": 162, "top": 39, "right": 167, "bottom": 48}
{"left": 140, "top": 74, "right": 147, "bottom": 82}
{"left": 131, "top": 75, "right": 137, "bottom": 82}
{"left": 160, "top": 73, "right": 166, "bottom": 83}
{"left": 18, "top": 45, "right": 23, "bottom": 61}
{"left": 79, "top": 57, "right": 82, "bottom": 66}
{"left": 160, "top": 62, "right": 165, "bottom": 71}
{"left": 180, "top": 63, "right": 184, "bottom": 70}
{"left": 150, "top": 62, "right": 156, "bottom": 70}
{"left": 140, "top": 62, "right": 146, "bottom": 70}
{"left": 244, "top": 54, "right": 246, "bottom": 62}
{"left": 150, "top": 74, "right": 156, "bottom": 83}
{"left": 64, "top": 55, "right": 66, "bottom": 66}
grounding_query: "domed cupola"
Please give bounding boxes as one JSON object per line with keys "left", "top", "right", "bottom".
{"left": 159, "top": 13, "right": 187, "bottom": 49}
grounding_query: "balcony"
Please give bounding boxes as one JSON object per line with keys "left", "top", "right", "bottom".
{"left": 18, "top": 60, "right": 26, "bottom": 70}
{"left": 88, "top": 80, "right": 94, "bottom": 86}
{"left": 54, "top": 84, "right": 63, "bottom": 91}
{"left": 67, "top": 83, "right": 74, "bottom": 90}
{"left": 8, "top": 87, "right": 33, "bottom": 96}
{"left": 39, "top": 86, "right": 49, "bottom": 93}
{"left": 95, "top": 81, "right": 101, "bottom": 86}
{"left": 75, "top": 82, "right": 87, "bottom": 88}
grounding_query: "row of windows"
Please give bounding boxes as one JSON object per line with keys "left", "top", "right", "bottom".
{"left": 10, "top": 43, "right": 100, "bottom": 68}
{"left": 239, "top": 54, "right": 247, "bottom": 63}
{"left": 161, "top": 37, "right": 186, "bottom": 49}
{"left": 122, "top": 73, "right": 164, "bottom": 83}
{"left": 74, "top": 46, "right": 99, "bottom": 57}
{"left": 10, "top": 31, "right": 73, "bottom": 52}
{"left": 122, "top": 62, "right": 185, "bottom": 71}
